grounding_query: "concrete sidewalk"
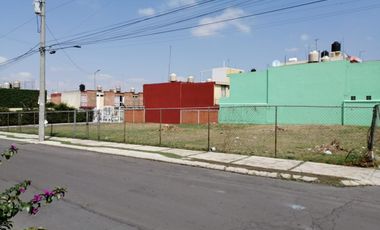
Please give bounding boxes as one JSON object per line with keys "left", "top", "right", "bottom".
{"left": 0, "top": 131, "right": 379, "bottom": 186}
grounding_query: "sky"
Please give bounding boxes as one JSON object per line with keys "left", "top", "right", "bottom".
{"left": 0, "top": 0, "right": 379, "bottom": 93}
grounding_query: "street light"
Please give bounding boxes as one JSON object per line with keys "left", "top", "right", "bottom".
{"left": 94, "top": 69, "right": 101, "bottom": 90}
{"left": 48, "top": 45, "right": 81, "bottom": 54}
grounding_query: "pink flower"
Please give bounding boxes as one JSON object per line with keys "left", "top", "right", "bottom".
{"left": 32, "top": 194, "right": 43, "bottom": 203}
{"left": 43, "top": 189, "right": 54, "bottom": 196}
{"left": 10, "top": 144, "right": 17, "bottom": 151}
{"left": 19, "top": 187, "right": 26, "bottom": 193}
{"left": 31, "top": 207, "right": 39, "bottom": 215}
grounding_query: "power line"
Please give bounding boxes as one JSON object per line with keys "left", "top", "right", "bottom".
{"left": 0, "top": 0, "right": 77, "bottom": 40}
{"left": 46, "top": 24, "right": 91, "bottom": 74}
{"left": 2, "top": 0, "right": 378, "bottom": 70}
{"left": 53, "top": 0, "right": 328, "bottom": 47}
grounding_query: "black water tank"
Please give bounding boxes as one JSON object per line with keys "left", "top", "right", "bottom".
{"left": 79, "top": 84, "right": 85, "bottom": 92}
{"left": 321, "top": 50, "right": 329, "bottom": 58}
{"left": 250, "top": 68, "right": 257, "bottom": 72}
{"left": 331, "top": 41, "right": 341, "bottom": 52}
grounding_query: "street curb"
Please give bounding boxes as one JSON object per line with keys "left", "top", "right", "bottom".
{"left": 0, "top": 134, "right": 375, "bottom": 186}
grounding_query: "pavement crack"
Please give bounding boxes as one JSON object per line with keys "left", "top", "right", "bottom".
{"left": 311, "top": 199, "right": 355, "bottom": 230}
{"left": 288, "top": 161, "right": 306, "bottom": 171}
{"left": 63, "top": 198, "right": 148, "bottom": 230}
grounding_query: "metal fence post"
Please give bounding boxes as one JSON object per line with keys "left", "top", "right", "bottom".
{"left": 33, "top": 111, "right": 36, "bottom": 125}
{"left": 86, "top": 110, "right": 89, "bottom": 139}
{"left": 50, "top": 113, "right": 53, "bottom": 137}
{"left": 50, "top": 117, "right": 53, "bottom": 137}
{"left": 341, "top": 104, "right": 345, "bottom": 126}
{"left": 123, "top": 118, "right": 127, "bottom": 143}
{"left": 97, "top": 110, "right": 100, "bottom": 141}
{"left": 73, "top": 110, "right": 77, "bottom": 138}
{"left": 123, "top": 109, "right": 126, "bottom": 143}
{"left": 274, "top": 106, "right": 278, "bottom": 158}
{"left": 208, "top": 107, "right": 210, "bottom": 151}
{"left": 198, "top": 110, "right": 200, "bottom": 125}
{"left": 7, "top": 113, "right": 10, "bottom": 132}
{"left": 159, "top": 109, "right": 162, "bottom": 145}
{"left": 132, "top": 109, "right": 135, "bottom": 124}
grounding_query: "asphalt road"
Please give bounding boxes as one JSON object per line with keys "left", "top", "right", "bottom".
{"left": 0, "top": 139, "right": 380, "bottom": 230}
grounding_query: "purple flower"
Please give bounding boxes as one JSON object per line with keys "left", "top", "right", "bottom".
{"left": 10, "top": 144, "right": 17, "bottom": 151}
{"left": 43, "top": 189, "right": 54, "bottom": 196}
{"left": 19, "top": 187, "right": 26, "bottom": 193}
{"left": 32, "top": 194, "right": 43, "bottom": 203}
{"left": 31, "top": 207, "right": 39, "bottom": 215}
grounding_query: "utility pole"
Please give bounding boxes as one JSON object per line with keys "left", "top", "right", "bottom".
{"left": 35, "top": 0, "right": 46, "bottom": 142}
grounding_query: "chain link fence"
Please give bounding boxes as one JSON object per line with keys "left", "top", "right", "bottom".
{"left": 0, "top": 105, "right": 377, "bottom": 165}
{"left": 368, "top": 105, "right": 380, "bottom": 159}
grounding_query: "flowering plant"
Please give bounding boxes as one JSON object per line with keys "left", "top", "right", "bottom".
{"left": 0, "top": 144, "right": 18, "bottom": 164}
{"left": 0, "top": 144, "right": 66, "bottom": 230}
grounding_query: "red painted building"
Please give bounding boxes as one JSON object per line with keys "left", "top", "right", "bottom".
{"left": 144, "top": 82, "right": 217, "bottom": 124}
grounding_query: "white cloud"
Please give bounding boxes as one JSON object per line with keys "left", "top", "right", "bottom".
{"left": 191, "top": 8, "right": 250, "bottom": 37}
{"left": 138, "top": 7, "right": 156, "bottom": 16}
{"left": 0, "top": 56, "right": 7, "bottom": 63}
{"left": 285, "top": 47, "right": 299, "bottom": 52}
{"left": 0, "top": 72, "right": 34, "bottom": 82}
{"left": 300, "top": 33, "right": 310, "bottom": 41}
{"left": 167, "top": 0, "right": 196, "bottom": 8}
{"left": 137, "top": 0, "right": 196, "bottom": 18}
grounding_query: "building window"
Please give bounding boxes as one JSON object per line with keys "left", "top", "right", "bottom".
{"left": 366, "top": 96, "right": 372, "bottom": 100}
{"left": 221, "top": 86, "right": 227, "bottom": 97}
{"left": 350, "top": 96, "right": 356, "bottom": 101}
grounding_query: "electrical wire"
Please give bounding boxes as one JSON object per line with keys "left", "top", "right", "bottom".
{"left": 46, "top": 24, "right": 91, "bottom": 74}
{"left": 2, "top": 0, "right": 378, "bottom": 70}
{"left": 0, "top": 0, "right": 77, "bottom": 40}
{"left": 52, "top": 0, "right": 328, "bottom": 47}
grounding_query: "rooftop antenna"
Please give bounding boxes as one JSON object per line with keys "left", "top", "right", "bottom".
{"left": 315, "top": 38, "right": 319, "bottom": 51}
{"left": 359, "top": 50, "right": 366, "bottom": 59}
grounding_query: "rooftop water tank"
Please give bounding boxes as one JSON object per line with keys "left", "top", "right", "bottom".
{"left": 3, "top": 82, "right": 11, "bottom": 89}
{"left": 321, "top": 56, "right": 330, "bottom": 62}
{"left": 308, "top": 50, "right": 319, "bottom": 63}
{"left": 116, "top": 86, "right": 121, "bottom": 93}
{"left": 187, "top": 76, "right": 194, "bottom": 83}
{"left": 321, "top": 50, "right": 329, "bottom": 58}
{"left": 13, "top": 80, "right": 21, "bottom": 89}
{"left": 96, "top": 85, "right": 102, "bottom": 92}
{"left": 331, "top": 41, "right": 341, "bottom": 52}
{"left": 169, "top": 73, "right": 177, "bottom": 82}
{"left": 79, "top": 84, "right": 85, "bottom": 92}
{"left": 272, "top": 60, "right": 281, "bottom": 67}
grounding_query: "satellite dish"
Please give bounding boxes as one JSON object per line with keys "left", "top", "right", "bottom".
{"left": 272, "top": 60, "right": 281, "bottom": 67}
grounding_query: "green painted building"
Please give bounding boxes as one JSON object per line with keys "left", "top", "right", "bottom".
{"left": 219, "top": 60, "right": 380, "bottom": 125}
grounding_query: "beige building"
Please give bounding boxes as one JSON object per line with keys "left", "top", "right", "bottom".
{"left": 210, "top": 67, "right": 243, "bottom": 104}
{"left": 51, "top": 88, "right": 143, "bottom": 109}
